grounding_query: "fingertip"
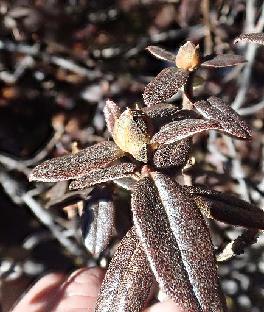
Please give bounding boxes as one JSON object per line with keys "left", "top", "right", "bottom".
{"left": 144, "top": 299, "right": 185, "bottom": 312}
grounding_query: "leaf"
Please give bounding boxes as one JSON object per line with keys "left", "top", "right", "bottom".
{"left": 153, "top": 139, "right": 191, "bottom": 169}
{"left": 151, "top": 172, "right": 226, "bottom": 311}
{"left": 29, "top": 141, "right": 124, "bottom": 182}
{"left": 131, "top": 177, "right": 201, "bottom": 311}
{"left": 201, "top": 54, "right": 246, "bottom": 68}
{"left": 151, "top": 118, "right": 220, "bottom": 144}
{"left": 143, "top": 104, "right": 200, "bottom": 129}
{"left": 95, "top": 227, "right": 154, "bottom": 312}
{"left": 143, "top": 67, "right": 189, "bottom": 106}
{"left": 143, "top": 104, "right": 180, "bottom": 128}
{"left": 194, "top": 97, "right": 251, "bottom": 139}
{"left": 234, "top": 33, "right": 264, "bottom": 45}
{"left": 146, "top": 45, "right": 176, "bottom": 63}
{"left": 188, "top": 185, "right": 264, "bottom": 229}
{"left": 69, "top": 163, "right": 137, "bottom": 190}
{"left": 81, "top": 194, "right": 115, "bottom": 257}
{"left": 104, "top": 100, "right": 121, "bottom": 135}
{"left": 217, "top": 229, "right": 259, "bottom": 262}
{"left": 113, "top": 176, "right": 137, "bottom": 191}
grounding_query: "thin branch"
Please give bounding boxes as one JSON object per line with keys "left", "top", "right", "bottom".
{"left": 238, "top": 98, "right": 264, "bottom": 115}
{"left": 232, "top": 1, "right": 264, "bottom": 111}
{"left": 224, "top": 137, "right": 250, "bottom": 201}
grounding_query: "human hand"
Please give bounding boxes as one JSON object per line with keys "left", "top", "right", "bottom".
{"left": 12, "top": 267, "right": 185, "bottom": 312}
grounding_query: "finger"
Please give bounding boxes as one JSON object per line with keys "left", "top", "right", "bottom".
{"left": 143, "top": 299, "right": 186, "bottom": 312}
{"left": 12, "top": 273, "right": 65, "bottom": 312}
{"left": 53, "top": 267, "right": 105, "bottom": 312}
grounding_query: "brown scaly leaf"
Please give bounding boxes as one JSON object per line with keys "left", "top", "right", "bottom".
{"left": 188, "top": 185, "right": 264, "bottom": 229}
{"left": 69, "top": 163, "right": 137, "bottom": 190}
{"left": 234, "top": 33, "right": 264, "bottom": 45}
{"left": 29, "top": 141, "right": 124, "bottom": 182}
{"left": 200, "top": 54, "right": 246, "bottom": 68}
{"left": 143, "top": 103, "right": 181, "bottom": 128}
{"left": 151, "top": 118, "right": 220, "bottom": 144}
{"left": 146, "top": 45, "right": 176, "bottom": 63}
{"left": 143, "top": 67, "right": 189, "bottom": 106}
{"left": 151, "top": 172, "right": 226, "bottom": 311}
{"left": 217, "top": 229, "right": 259, "bottom": 262}
{"left": 143, "top": 104, "right": 200, "bottom": 130}
{"left": 95, "top": 227, "right": 154, "bottom": 312}
{"left": 194, "top": 97, "right": 251, "bottom": 139}
{"left": 104, "top": 100, "right": 121, "bottom": 135}
{"left": 153, "top": 139, "right": 191, "bottom": 169}
{"left": 81, "top": 195, "right": 115, "bottom": 257}
{"left": 131, "top": 177, "right": 201, "bottom": 311}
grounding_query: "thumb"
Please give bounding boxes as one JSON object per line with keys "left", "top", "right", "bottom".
{"left": 143, "top": 299, "right": 186, "bottom": 312}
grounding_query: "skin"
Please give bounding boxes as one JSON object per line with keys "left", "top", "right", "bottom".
{"left": 12, "top": 267, "right": 185, "bottom": 312}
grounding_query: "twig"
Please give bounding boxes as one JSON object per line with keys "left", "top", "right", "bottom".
{"left": 0, "top": 169, "right": 83, "bottom": 257}
{"left": 0, "top": 40, "right": 101, "bottom": 80}
{"left": 232, "top": 1, "right": 264, "bottom": 111}
{"left": 22, "top": 191, "right": 83, "bottom": 257}
{"left": 238, "top": 98, "right": 264, "bottom": 115}
{"left": 0, "top": 123, "right": 63, "bottom": 175}
{"left": 225, "top": 137, "right": 250, "bottom": 201}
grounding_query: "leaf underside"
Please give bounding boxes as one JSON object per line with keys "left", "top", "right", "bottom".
{"left": 113, "top": 176, "right": 137, "bottom": 191}
{"left": 95, "top": 227, "right": 154, "bottom": 312}
{"left": 82, "top": 196, "right": 115, "bottom": 257}
{"left": 151, "top": 118, "right": 220, "bottom": 144}
{"left": 234, "top": 33, "right": 264, "bottom": 45}
{"left": 217, "top": 229, "right": 259, "bottom": 262}
{"left": 146, "top": 45, "right": 176, "bottom": 63}
{"left": 69, "top": 162, "right": 137, "bottom": 190}
{"left": 188, "top": 185, "right": 264, "bottom": 229}
{"left": 201, "top": 54, "right": 246, "bottom": 67}
{"left": 29, "top": 141, "right": 124, "bottom": 182}
{"left": 131, "top": 177, "right": 201, "bottom": 311}
{"left": 143, "top": 67, "right": 189, "bottom": 106}
{"left": 104, "top": 100, "right": 121, "bottom": 135}
{"left": 194, "top": 97, "right": 251, "bottom": 139}
{"left": 151, "top": 172, "right": 226, "bottom": 311}
{"left": 153, "top": 139, "right": 191, "bottom": 169}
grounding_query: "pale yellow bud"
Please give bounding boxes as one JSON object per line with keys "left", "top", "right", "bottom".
{"left": 113, "top": 108, "right": 152, "bottom": 163}
{"left": 175, "top": 41, "right": 200, "bottom": 71}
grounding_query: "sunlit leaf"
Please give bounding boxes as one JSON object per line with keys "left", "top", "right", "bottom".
{"left": 146, "top": 46, "right": 176, "bottom": 63}
{"left": 194, "top": 97, "right": 251, "bottom": 139}
{"left": 113, "top": 176, "right": 137, "bottom": 191}
{"left": 188, "top": 185, "right": 264, "bottom": 229}
{"left": 234, "top": 33, "right": 264, "bottom": 45}
{"left": 151, "top": 172, "right": 226, "bottom": 311}
{"left": 201, "top": 54, "right": 246, "bottom": 67}
{"left": 143, "top": 67, "right": 189, "bottom": 106}
{"left": 82, "top": 194, "right": 115, "bottom": 257}
{"left": 29, "top": 141, "right": 124, "bottom": 182}
{"left": 104, "top": 100, "right": 121, "bottom": 135}
{"left": 69, "top": 163, "right": 137, "bottom": 190}
{"left": 95, "top": 227, "right": 154, "bottom": 312}
{"left": 153, "top": 139, "right": 191, "bottom": 169}
{"left": 151, "top": 118, "right": 220, "bottom": 144}
{"left": 131, "top": 177, "right": 201, "bottom": 311}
